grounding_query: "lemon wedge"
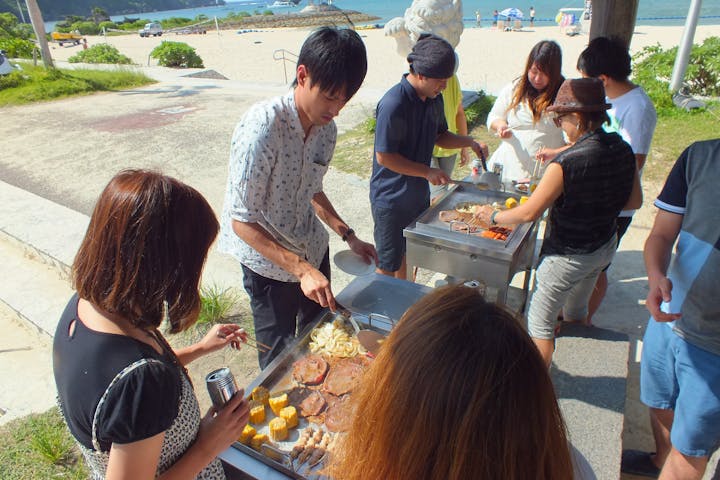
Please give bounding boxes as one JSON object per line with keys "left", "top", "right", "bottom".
{"left": 505, "top": 197, "right": 518, "bottom": 209}
{"left": 519, "top": 195, "right": 529, "bottom": 205}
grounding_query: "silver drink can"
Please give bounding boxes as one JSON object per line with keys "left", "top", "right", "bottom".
{"left": 206, "top": 367, "right": 238, "bottom": 409}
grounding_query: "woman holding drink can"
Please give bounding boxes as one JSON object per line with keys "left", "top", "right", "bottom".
{"left": 53, "top": 170, "right": 250, "bottom": 479}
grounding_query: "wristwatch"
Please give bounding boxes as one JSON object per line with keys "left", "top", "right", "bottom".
{"left": 342, "top": 228, "right": 355, "bottom": 242}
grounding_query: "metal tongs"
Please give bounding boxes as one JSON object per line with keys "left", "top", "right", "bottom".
{"left": 334, "top": 302, "right": 362, "bottom": 335}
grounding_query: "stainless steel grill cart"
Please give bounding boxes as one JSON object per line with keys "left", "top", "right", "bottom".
{"left": 403, "top": 184, "right": 538, "bottom": 311}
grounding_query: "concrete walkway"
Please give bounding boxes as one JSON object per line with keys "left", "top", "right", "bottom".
{"left": 1, "top": 66, "right": 717, "bottom": 478}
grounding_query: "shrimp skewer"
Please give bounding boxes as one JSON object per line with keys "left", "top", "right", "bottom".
{"left": 297, "top": 428, "right": 324, "bottom": 465}
{"left": 307, "top": 432, "right": 332, "bottom": 468}
{"left": 290, "top": 426, "right": 313, "bottom": 461}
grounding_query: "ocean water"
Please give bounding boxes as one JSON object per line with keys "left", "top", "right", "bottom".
{"left": 44, "top": 0, "right": 720, "bottom": 30}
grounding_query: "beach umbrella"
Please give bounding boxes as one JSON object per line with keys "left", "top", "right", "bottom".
{"left": 499, "top": 7, "right": 524, "bottom": 19}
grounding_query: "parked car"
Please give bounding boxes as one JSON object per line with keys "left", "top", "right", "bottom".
{"left": 139, "top": 22, "right": 163, "bottom": 37}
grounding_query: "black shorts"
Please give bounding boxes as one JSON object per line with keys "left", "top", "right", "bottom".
{"left": 371, "top": 203, "right": 427, "bottom": 272}
{"left": 602, "top": 216, "right": 633, "bottom": 272}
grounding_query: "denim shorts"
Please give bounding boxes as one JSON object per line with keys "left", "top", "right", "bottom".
{"left": 640, "top": 319, "right": 720, "bottom": 457}
{"left": 527, "top": 236, "right": 616, "bottom": 339}
{"left": 371, "top": 203, "right": 426, "bottom": 272}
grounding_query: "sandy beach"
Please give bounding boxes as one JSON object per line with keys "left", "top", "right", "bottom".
{"left": 50, "top": 23, "right": 720, "bottom": 100}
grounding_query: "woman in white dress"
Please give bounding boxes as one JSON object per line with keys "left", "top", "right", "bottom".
{"left": 487, "top": 40, "right": 566, "bottom": 182}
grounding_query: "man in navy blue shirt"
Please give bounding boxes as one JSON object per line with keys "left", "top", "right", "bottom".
{"left": 370, "top": 34, "right": 488, "bottom": 279}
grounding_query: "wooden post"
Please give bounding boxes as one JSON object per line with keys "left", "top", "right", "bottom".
{"left": 589, "top": 0, "right": 639, "bottom": 48}
{"left": 24, "top": 0, "right": 54, "bottom": 69}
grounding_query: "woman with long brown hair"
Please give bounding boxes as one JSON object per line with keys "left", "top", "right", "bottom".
{"left": 487, "top": 40, "right": 566, "bottom": 181}
{"left": 53, "top": 170, "right": 250, "bottom": 479}
{"left": 328, "top": 285, "right": 585, "bottom": 480}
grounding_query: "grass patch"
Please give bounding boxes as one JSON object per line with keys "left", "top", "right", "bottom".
{"left": 642, "top": 105, "right": 720, "bottom": 184}
{"left": 333, "top": 117, "right": 376, "bottom": 179}
{"left": 166, "top": 284, "right": 252, "bottom": 348}
{"left": 0, "top": 408, "right": 88, "bottom": 479}
{"left": 197, "top": 285, "right": 239, "bottom": 327}
{"left": 0, "top": 64, "right": 154, "bottom": 106}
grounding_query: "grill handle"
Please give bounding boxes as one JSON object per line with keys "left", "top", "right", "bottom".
{"left": 369, "top": 312, "right": 394, "bottom": 330}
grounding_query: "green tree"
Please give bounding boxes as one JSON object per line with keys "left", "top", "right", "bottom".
{"left": 0, "top": 11, "right": 17, "bottom": 37}
{"left": 90, "top": 6, "right": 110, "bottom": 23}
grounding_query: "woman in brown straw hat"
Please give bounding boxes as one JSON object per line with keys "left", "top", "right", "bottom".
{"left": 475, "top": 78, "right": 641, "bottom": 367}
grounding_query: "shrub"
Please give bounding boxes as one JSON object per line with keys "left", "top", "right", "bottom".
{"left": 0, "top": 69, "right": 27, "bottom": 89}
{"left": 465, "top": 90, "right": 496, "bottom": 128}
{"left": 69, "top": 21, "right": 100, "bottom": 35}
{"left": 226, "top": 11, "right": 252, "bottom": 19}
{"left": 150, "top": 41, "right": 204, "bottom": 68}
{"left": 633, "top": 36, "right": 720, "bottom": 115}
{"left": 98, "top": 21, "right": 117, "bottom": 31}
{"left": 68, "top": 44, "right": 132, "bottom": 64}
{"left": 0, "top": 37, "right": 35, "bottom": 58}
{"left": 161, "top": 16, "right": 193, "bottom": 29}
{"left": 116, "top": 18, "right": 148, "bottom": 31}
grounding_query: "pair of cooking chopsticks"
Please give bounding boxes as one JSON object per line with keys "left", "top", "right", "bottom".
{"left": 220, "top": 328, "right": 271, "bottom": 353}
{"left": 242, "top": 334, "right": 271, "bottom": 353}
{"left": 531, "top": 146, "right": 543, "bottom": 181}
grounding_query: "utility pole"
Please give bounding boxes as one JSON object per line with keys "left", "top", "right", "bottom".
{"left": 15, "top": 0, "right": 27, "bottom": 23}
{"left": 24, "top": 0, "right": 54, "bottom": 69}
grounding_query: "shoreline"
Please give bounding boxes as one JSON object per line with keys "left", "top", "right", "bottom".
{"left": 49, "top": 23, "right": 720, "bottom": 99}
{"left": 209, "top": 9, "right": 380, "bottom": 29}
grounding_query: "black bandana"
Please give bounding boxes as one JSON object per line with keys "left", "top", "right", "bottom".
{"left": 407, "top": 33, "right": 456, "bottom": 79}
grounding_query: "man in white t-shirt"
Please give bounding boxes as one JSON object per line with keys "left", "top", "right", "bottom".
{"left": 577, "top": 36, "right": 657, "bottom": 325}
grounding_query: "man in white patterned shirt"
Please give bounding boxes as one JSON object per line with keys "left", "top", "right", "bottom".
{"left": 220, "top": 27, "right": 377, "bottom": 368}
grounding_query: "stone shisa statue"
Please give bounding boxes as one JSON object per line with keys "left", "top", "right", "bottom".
{"left": 383, "top": 0, "right": 464, "bottom": 54}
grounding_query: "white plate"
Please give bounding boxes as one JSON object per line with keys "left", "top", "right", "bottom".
{"left": 333, "top": 250, "right": 375, "bottom": 276}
